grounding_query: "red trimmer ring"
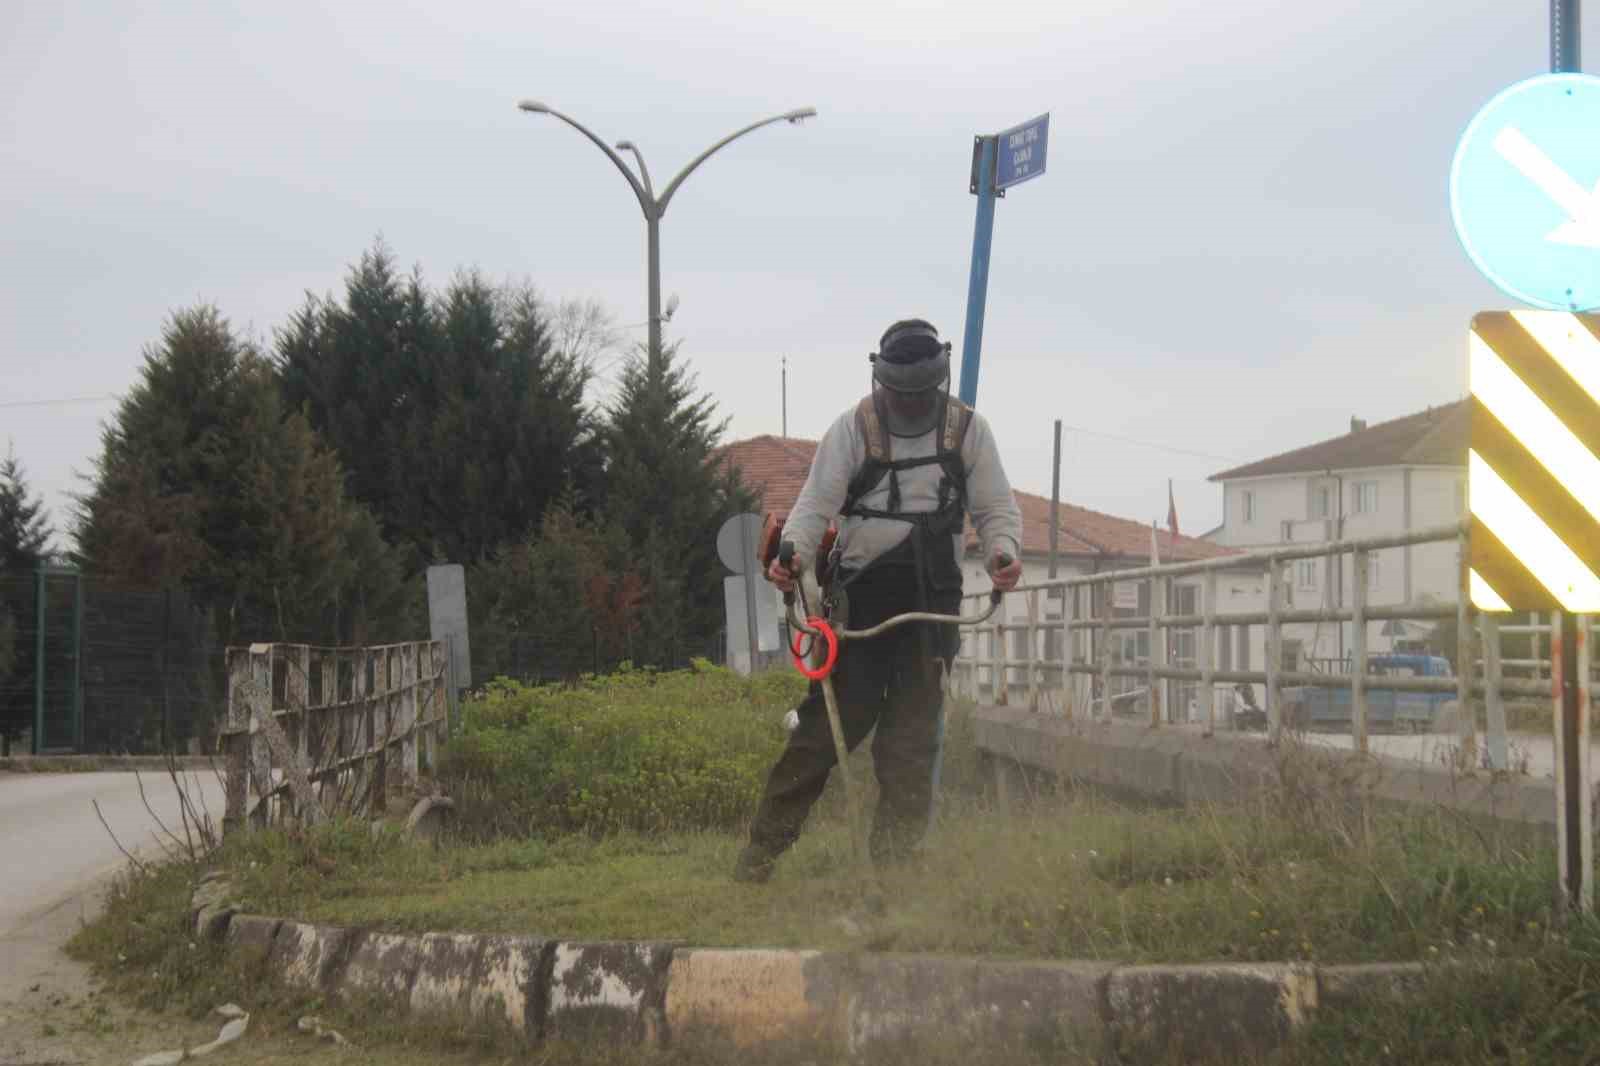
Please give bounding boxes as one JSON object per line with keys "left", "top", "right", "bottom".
{"left": 790, "top": 617, "right": 839, "bottom": 680}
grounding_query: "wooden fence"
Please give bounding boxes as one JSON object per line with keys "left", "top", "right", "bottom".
{"left": 221, "top": 641, "right": 449, "bottom": 832}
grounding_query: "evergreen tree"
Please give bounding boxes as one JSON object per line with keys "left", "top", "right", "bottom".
{"left": 601, "top": 342, "right": 755, "bottom": 666}
{"left": 471, "top": 496, "right": 642, "bottom": 680}
{"left": 73, "top": 306, "right": 407, "bottom": 648}
{"left": 276, "top": 242, "right": 600, "bottom": 566}
{"left": 0, "top": 445, "right": 53, "bottom": 572}
{"left": 276, "top": 239, "right": 434, "bottom": 540}
{"left": 0, "top": 445, "right": 52, "bottom": 745}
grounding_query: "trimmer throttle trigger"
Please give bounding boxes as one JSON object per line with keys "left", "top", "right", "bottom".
{"left": 990, "top": 552, "right": 1014, "bottom": 605}
{"left": 778, "top": 541, "right": 797, "bottom": 607}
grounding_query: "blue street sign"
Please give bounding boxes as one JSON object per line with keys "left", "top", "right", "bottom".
{"left": 1450, "top": 73, "right": 1600, "bottom": 312}
{"left": 995, "top": 113, "right": 1049, "bottom": 191}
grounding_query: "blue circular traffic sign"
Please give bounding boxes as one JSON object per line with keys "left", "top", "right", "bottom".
{"left": 1450, "top": 73, "right": 1600, "bottom": 312}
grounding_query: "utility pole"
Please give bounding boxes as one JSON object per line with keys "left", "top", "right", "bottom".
{"left": 1049, "top": 420, "right": 1062, "bottom": 579}
{"left": 782, "top": 356, "right": 788, "bottom": 438}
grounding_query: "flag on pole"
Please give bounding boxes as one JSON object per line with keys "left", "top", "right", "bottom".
{"left": 1166, "top": 479, "right": 1179, "bottom": 540}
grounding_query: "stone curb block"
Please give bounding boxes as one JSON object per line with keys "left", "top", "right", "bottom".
{"left": 1317, "top": 962, "right": 1427, "bottom": 1010}
{"left": 225, "top": 914, "right": 282, "bottom": 957}
{"left": 1106, "top": 963, "right": 1318, "bottom": 1061}
{"left": 408, "top": 932, "right": 485, "bottom": 1018}
{"left": 210, "top": 903, "right": 1431, "bottom": 1059}
{"left": 468, "top": 935, "right": 552, "bottom": 1041}
{"left": 665, "top": 949, "right": 843, "bottom": 1047}
{"left": 341, "top": 932, "right": 425, "bottom": 1009}
{"left": 270, "top": 921, "right": 356, "bottom": 993}
{"left": 548, "top": 941, "right": 674, "bottom": 1044}
{"left": 975, "top": 959, "right": 1115, "bottom": 1048}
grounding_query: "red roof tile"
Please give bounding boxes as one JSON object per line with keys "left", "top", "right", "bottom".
{"left": 715, "top": 435, "right": 1239, "bottom": 564}
{"left": 1208, "top": 401, "right": 1468, "bottom": 482}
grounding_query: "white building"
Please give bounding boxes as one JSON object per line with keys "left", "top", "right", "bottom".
{"left": 1205, "top": 403, "right": 1468, "bottom": 673}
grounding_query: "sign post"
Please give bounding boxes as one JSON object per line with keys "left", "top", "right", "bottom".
{"left": 1457, "top": 0, "right": 1594, "bottom": 917}
{"left": 959, "top": 113, "right": 1049, "bottom": 407}
{"left": 717, "top": 513, "right": 778, "bottom": 675}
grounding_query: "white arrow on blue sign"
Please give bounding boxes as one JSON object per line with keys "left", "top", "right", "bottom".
{"left": 1450, "top": 73, "right": 1600, "bottom": 312}
{"left": 995, "top": 113, "right": 1049, "bottom": 191}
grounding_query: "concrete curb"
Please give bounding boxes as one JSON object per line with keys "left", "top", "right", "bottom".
{"left": 0, "top": 754, "right": 219, "bottom": 774}
{"left": 973, "top": 708, "right": 1560, "bottom": 826}
{"left": 195, "top": 885, "right": 1430, "bottom": 1060}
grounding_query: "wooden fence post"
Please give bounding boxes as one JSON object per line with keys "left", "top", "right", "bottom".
{"left": 1352, "top": 551, "right": 1369, "bottom": 754}
{"left": 1099, "top": 584, "right": 1113, "bottom": 723}
{"left": 1027, "top": 589, "right": 1040, "bottom": 710}
{"left": 1201, "top": 570, "right": 1217, "bottom": 736}
{"left": 1267, "top": 563, "right": 1283, "bottom": 743}
{"left": 1061, "top": 583, "right": 1076, "bottom": 718}
{"left": 1481, "top": 613, "right": 1507, "bottom": 771}
{"left": 223, "top": 648, "right": 250, "bottom": 833}
{"left": 249, "top": 647, "right": 272, "bottom": 829}
{"left": 400, "top": 642, "right": 419, "bottom": 791}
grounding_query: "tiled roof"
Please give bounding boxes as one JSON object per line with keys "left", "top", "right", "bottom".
{"left": 1208, "top": 400, "right": 1468, "bottom": 482}
{"left": 715, "top": 435, "right": 1239, "bottom": 564}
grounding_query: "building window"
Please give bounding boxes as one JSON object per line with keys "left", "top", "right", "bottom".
{"left": 1310, "top": 483, "right": 1333, "bottom": 520}
{"left": 1353, "top": 481, "right": 1378, "bottom": 514}
{"left": 1367, "top": 553, "right": 1381, "bottom": 591}
{"left": 1238, "top": 625, "right": 1252, "bottom": 670}
{"left": 1243, "top": 490, "right": 1256, "bottom": 523}
{"left": 1280, "top": 520, "right": 1294, "bottom": 543}
{"left": 1297, "top": 560, "right": 1318, "bottom": 589}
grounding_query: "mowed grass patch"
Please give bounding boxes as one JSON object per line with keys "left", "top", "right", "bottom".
{"left": 223, "top": 777, "right": 1566, "bottom": 967}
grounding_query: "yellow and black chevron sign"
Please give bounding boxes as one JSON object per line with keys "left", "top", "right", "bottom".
{"left": 1469, "top": 310, "right": 1600, "bottom": 613}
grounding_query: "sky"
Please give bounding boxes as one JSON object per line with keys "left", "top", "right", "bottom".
{"left": 2, "top": 0, "right": 1594, "bottom": 552}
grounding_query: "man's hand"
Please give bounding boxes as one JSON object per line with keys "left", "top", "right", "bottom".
{"left": 989, "top": 550, "right": 1022, "bottom": 594}
{"left": 766, "top": 555, "right": 798, "bottom": 593}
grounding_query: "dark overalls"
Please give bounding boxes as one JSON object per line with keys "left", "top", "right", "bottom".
{"left": 743, "top": 393, "right": 968, "bottom": 870}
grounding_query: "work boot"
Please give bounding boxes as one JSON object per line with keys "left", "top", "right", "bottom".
{"left": 732, "top": 845, "right": 776, "bottom": 884}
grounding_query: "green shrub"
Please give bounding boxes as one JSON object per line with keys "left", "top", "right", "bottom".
{"left": 439, "top": 660, "right": 805, "bottom": 839}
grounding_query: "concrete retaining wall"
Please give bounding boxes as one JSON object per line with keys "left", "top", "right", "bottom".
{"left": 973, "top": 706, "right": 1559, "bottom": 826}
{"left": 202, "top": 897, "right": 1428, "bottom": 1060}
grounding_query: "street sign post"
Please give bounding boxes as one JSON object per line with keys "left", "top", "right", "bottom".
{"left": 959, "top": 111, "right": 1050, "bottom": 408}
{"left": 1450, "top": 72, "right": 1600, "bottom": 312}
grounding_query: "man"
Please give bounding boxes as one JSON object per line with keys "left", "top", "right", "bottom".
{"left": 735, "top": 318, "right": 1023, "bottom": 883}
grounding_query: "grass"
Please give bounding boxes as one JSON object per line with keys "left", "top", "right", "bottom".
{"left": 65, "top": 686, "right": 1600, "bottom": 1064}
{"left": 216, "top": 761, "right": 1566, "bottom": 969}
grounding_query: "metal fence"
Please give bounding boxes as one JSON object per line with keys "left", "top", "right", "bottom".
{"left": 0, "top": 570, "right": 246, "bottom": 755}
{"left": 951, "top": 520, "right": 1591, "bottom": 769}
{"left": 221, "top": 641, "right": 449, "bottom": 832}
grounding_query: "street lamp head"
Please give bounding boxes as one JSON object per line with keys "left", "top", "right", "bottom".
{"left": 615, "top": 140, "right": 636, "bottom": 151}
{"left": 517, "top": 99, "right": 551, "bottom": 114}
{"left": 784, "top": 107, "right": 818, "bottom": 124}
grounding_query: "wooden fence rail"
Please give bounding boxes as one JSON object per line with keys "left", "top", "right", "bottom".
{"left": 221, "top": 640, "right": 448, "bottom": 832}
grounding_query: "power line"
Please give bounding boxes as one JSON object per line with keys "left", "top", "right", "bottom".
{"left": 1060, "top": 423, "right": 1245, "bottom": 465}
{"left": 0, "top": 394, "right": 120, "bottom": 410}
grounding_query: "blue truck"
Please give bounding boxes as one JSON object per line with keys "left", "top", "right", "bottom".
{"left": 1280, "top": 654, "right": 1456, "bottom": 733}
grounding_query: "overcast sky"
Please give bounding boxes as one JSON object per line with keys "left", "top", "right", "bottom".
{"left": 3, "top": 1, "right": 1593, "bottom": 551}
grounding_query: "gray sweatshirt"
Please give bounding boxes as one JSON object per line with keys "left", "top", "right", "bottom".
{"left": 783, "top": 401, "right": 1024, "bottom": 581}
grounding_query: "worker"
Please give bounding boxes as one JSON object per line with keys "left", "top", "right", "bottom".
{"left": 735, "top": 318, "right": 1023, "bottom": 883}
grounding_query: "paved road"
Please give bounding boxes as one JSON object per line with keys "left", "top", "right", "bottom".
{"left": 0, "top": 769, "right": 226, "bottom": 1003}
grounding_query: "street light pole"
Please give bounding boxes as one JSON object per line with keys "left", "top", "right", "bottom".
{"left": 516, "top": 101, "right": 816, "bottom": 364}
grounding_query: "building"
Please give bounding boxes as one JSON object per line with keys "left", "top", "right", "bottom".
{"left": 715, "top": 435, "right": 1259, "bottom": 715}
{"left": 1205, "top": 401, "right": 1469, "bottom": 670}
